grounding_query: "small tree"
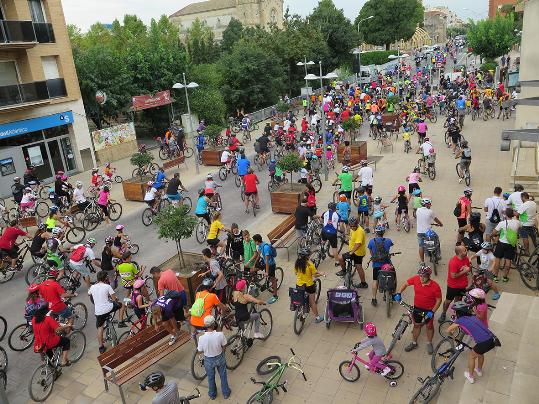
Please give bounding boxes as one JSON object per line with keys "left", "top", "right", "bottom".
{"left": 341, "top": 119, "right": 360, "bottom": 139}
{"left": 467, "top": 14, "right": 517, "bottom": 62}
{"left": 130, "top": 152, "right": 154, "bottom": 180}
{"left": 277, "top": 153, "right": 303, "bottom": 184}
{"left": 204, "top": 124, "right": 225, "bottom": 148}
{"left": 276, "top": 100, "right": 289, "bottom": 117}
{"left": 154, "top": 205, "right": 197, "bottom": 268}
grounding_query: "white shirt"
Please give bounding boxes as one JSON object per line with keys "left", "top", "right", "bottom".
{"left": 475, "top": 250, "right": 495, "bottom": 271}
{"left": 420, "top": 142, "right": 434, "bottom": 157}
{"left": 358, "top": 166, "right": 374, "bottom": 186}
{"left": 416, "top": 207, "right": 435, "bottom": 234}
{"left": 518, "top": 200, "right": 537, "bottom": 226}
{"left": 144, "top": 188, "right": 157, "bottom": 202}
{"left": 484, "top": 196, "right": 505, "bottom": 220}
{"left": 197, "top": 330, "right": 227, "bottom": 358}
{"left": 88, "top": 282, "right": 114, "bottom": 315}
{"left": 300, "top": 168, "right": 308, "bottom": 179}
{"left": 21, "top": 193, "right": 36, "bottom": 204}
{"left": 220, "top": 150, "right": 231, "bottom": 163}
{"left": 495, "top": 219, "right": 521, "bottom": 245}
{"left": 73, "top": 188, "right": 86, "bottom": 204}
{"left": 507, "top": 191, "right": 522, "bottom": 211}
{"left": 322, "top": 210, "right": 339, "bottom": 230}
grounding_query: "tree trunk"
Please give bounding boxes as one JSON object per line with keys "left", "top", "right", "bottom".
{"left": 177, "top": 240, "right": 185, "bottom": 268}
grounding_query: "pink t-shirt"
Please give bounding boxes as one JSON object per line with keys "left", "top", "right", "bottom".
{"left": 408, "top": 172, "right": 420, "bottom": 184}
{"left": 458, "top": 196, "right": 471, "bottom": 219}
{"left": 417, "top": 122, "right": 427, "bottom": 133}
{"left": 98, "top": 190, "right": 109, "bottom": 206}
{"left": 475, "top": 303, "right": 488, "bottom": 327}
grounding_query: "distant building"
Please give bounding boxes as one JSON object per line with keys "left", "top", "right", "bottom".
{"left": 362, "top": 26, "right": 432, "bottom": 52}
{"left": 426, "top": 6, "right": 465, "bottom": 27}
{"left": 489, "top": 0, "right": 519, "bottom": 18}
{"left": 424, "top": 10, "right": 448, "bottom": 44}
{"left": 169, "top": 0, "right": 283, "bottom": 40}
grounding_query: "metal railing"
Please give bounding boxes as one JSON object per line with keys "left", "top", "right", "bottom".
{"left": 33, "top": 22, "right": 55, "bottom": 43}
{"left": 0, "top": 78, "right": 66, "bottom": 108}
{"left": 0, "top": 20, "right": 36, "bottom": 43}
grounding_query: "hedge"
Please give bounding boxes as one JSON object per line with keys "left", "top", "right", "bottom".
{"left": 359, "top": 50, "right": 399, "bottom": 66}
{"left": 480, "top": 59, "right": 497, "bottom": 72}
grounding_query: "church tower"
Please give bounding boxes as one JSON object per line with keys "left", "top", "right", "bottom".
{"left": 235, "top": 0, "right": 283, "bottom": 28}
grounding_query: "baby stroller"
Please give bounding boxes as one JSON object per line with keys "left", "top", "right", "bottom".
{"left": 323, "top": 286, "right": 364, "bottom": 329}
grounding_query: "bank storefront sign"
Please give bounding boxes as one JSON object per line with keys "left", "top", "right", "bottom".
{"left": 0, "top": 111, "right": 74, "bottom": 140}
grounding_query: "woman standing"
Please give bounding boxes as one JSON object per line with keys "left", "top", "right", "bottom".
{"left": 232, "top": 279, "right": 266, "bottom": 339}
{"left": 295, "top": 248, "right": 325, "bottom": 323}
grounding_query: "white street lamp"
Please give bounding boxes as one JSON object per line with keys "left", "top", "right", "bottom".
{"left": 297, "top": 58, "right": 315, "bottom": 108}
{"left": 357, "top": 15, "right": 374, "bottom": 33}
{"left": 173, "top": 73, "right": 200, "bottom": 173}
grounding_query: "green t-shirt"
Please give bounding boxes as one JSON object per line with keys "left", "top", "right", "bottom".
{"left": 339, "top": 173, "right": 353, "bottom": 192}
{"left": 243, "top": 239, "right": 257, "bottom": 267}
{"left": 275, "top": 166, "right": 283, "bottom": 177}
{"left": 412, "top": 196, "right": 422, "bottom": 209}
{"left": 117, "top": 262, "right": 140, "bottom": 285}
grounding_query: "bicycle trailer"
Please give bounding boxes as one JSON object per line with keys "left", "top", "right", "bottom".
{"left": 324, "top": 286, "right": 364, "bottom": 329}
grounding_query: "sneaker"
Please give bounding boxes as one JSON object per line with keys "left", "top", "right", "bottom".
{"left": 438, "top": 312, "right": 446, "bottom": 324}
{"left": 381, "top": 367, "right": 391, "bottom": 376}
{"left": 99, "top": 346, "right": 107, "bottom": 354}
{"left": 493, "top": 275, "right": 499, "bottom": 283}
{"left": 253, "top": 332, "right": 265, "bottom": 339}
{"left": 118, "top": 321, "right": 128, "bottom": 328}
{"left": 358, "top": 282, "right": 368, "bottom": 289}
{"left": 492, "top": 292, "right": 501, "bottom": 300}
{"left": 371, "top": 298, "right": 378, "bottom": 307}
{"left": 267, "top": 296, "right": 278, "bottom": 304}
{"left": 458, "top": 178, "right": 463, "bottom": 183}
{"left": 215, "top": 207, "right": 222, "bottom": 212}
{"left": 169, "top": 336, "right": 177, "bottom": 346}
{"left": 314, "top": 315, "right": 324, "bottom": 323}
{"left": 405, "top": 342, "right": 418, "bottom": 352}
{"left": 335, "top": 270, "right": 345, "bottom": 277}
{"left": 502, "top": 276, "right": 509, "bottom": 282}
{"left": 427, "top": 343, "right": 433, "bottom": 355}
{"left": 474, "top": 368, "right": 483, "bottom": 377}
{"left": 464, "top": 371, "right": 475, "bottom": 384}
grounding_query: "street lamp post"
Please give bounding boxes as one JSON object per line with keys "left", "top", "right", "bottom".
{"left": 173, "top": 73, "right": 200, "bottom": 173}
{"left": 356, "top": 15, "right": 374, "bottom": 85}
{"left": 297, "top": 58, "right": 315, "bottom": 110}
{"left": 356, "top": 15, "right": 374, "bottom": 33}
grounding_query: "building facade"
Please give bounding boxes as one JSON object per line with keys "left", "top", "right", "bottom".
{"left": 489, "top": 0, "right": 519, "bottom": 18}
{"left": 0, "top": 0, "right": 94, "bottom": 195}
{"left": 169, "top": 0, "right": 283, "bottom": 40}
{"left": 426, "top": 6, "right": 465, "bottom": 27}
{"left": 424, "top": 10, "right": 448, "bottom": 44}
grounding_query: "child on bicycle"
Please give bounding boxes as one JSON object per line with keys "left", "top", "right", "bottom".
{"left": 91, "top": 168, "right": 100, "bottom": 187}
{"left": 390, "top": 186, "right": 409, "bottom": 231}
{"left": 357, "top": 187, "right": 371, "bottom": 233}
{"left": 131, "top": 279, "right": 150, "bottom": 321}
{"left": 473, "top": 241, "right": 501, "bottom": 300}
{"left": 103, "top": 163, "right": 115, "bottom": 181}
{"left": 20, "top": 187, "right": 37, "bottom": 213}
{"left": 336, "top": 194, "right": 350, "bottom": 233}
{"left": 25, "top": 284, "right": 46, "bottom": 323}
{"left": 410, "top": 188, "right": 423, "bottom": 217}
{"left": 372, "top": 197, "right": 388, "bottom": 229}
{"left": 143, "top": 181, "right": 160, "bottom": 213}
{"left": 352, "top": 322, "right": 391, "bottom": 375}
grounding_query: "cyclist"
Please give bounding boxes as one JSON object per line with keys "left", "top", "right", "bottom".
{"left": 336, "top": 194, "right": 351, "bottom": 233}
{"left": 243, "top": 168, "right": 260, "bottom": 213}
{"left": 220, "top": 147, "right": 233, "bottom": 172}
{"left": 140, "top": 371, "right": 180, "bottom": 403}
{"left": 38, "top": 269, "right": 76, "bottom": 326}
{"left": 455, "top": 140, "right": 472, "bottom": 182}
{"left": 416, "top": 137, "right": 434, "bottom": 172}
{"left": 113, "top": 224, "right": 130, "bottom": 253}
{"left": 73, "top": 181, "right": 91, "bottom": 212}
{"left": 54, "top": 173, "right": 72, "bottom": 205}
{"left": 406, "top": 167, "right": 422, "bottom": 195}
{"left": 232, "top": 279, "right": 266, "bottom": 339}
{"left": 46, "top": 228, "right": 69, "bottom": 278}
{"left": 517, "top": 191, "right": 537, "bottom": 256}
{"left": 226, "top": 223, "right": 244, "bottom": 264}
{"left": 352, "top": 322, "right": 391, "bottom": 375}
{"left": 368, "top": 225, "right": 394, "bottom": 306}
{"left": 252, "top": 234, "right": 279, "bottom": 304}
{"left": 19, "top": 187, "right": 37, "bottom": 213}
{"left": 69, "top": 237, "right": 101, "bottom": 289}
{"left": 165, "top": 172, "right": 187, "bottom": 206}
{"left": 444, "top": 301, "right": 498, "bottom": 384}
{"left": 144, "top": 181, "right": 160, "bottom": 213}
{"left": 391, "top": 185, "right": 409, "bottom": 231}
{"left": 23, "top": 165, "right": 40, "bottom": 186}
{"left": 206, "top": 212, "right": 229, "bottom": 256}
{"left": 456, "top": 95, "right": 466, "bottom": 127}
{"left": 295, "top": 248, "right": 325, "bottom": 323}
{"left": 196, "top": 129, "right": 206, "bottom": 155}
{"left": 256, "top": 132, "right": 271, "bottom": 166}
{"left": 338, "top": 216, "right": 368, "bottom": 288}
{"left": 30, "top": 223, "right": 52, "bottom": 259}
{"left": 357, "top": 186, "right": 371, "bottom": 232}
{"left": 416, "top": 118, "right": 428, "bottom": 144}
{"left": 332, "top": 166, "right": 355, "bottom": 200}
{"left": 204, "top": 173, "right": 221, "bottom": 207}
{"left": 199, "top": 248, "right": 227, "bottom": 302}
{"left": 32, "top": 303, "right": 72, "bottom": 367}
{"left": 101, "top": 236, "right": 122, "bottom": 283}
{"left": 0, "top": 219, "right": 29, "bottom": 270}
{"left": 152, "top": 290, "right": 185, "bottom": 346}
{"left": 88, "top": 271, "right": 123, "bottom": 354}
{"left": 153, "top": 167, "right": 167, "bottom": 191}
{"left": 236, "top": 152, "right": 250, "bottom": 180}
{"left": 438, "top": 244, "right": 471, "bottom": 323}
{"left": 45, "top": 206, "right": 66, "bottom": 231}
{"left": 25, "top": 284, "right": 46, "bottom": 322}
{"left": 358, "top": 160, "right": 374, "bottom": 196}
{"left": 395, "top": 264, "right": 442, "bottom": 354}
{"left": 189, "top": 278, "right": 228, "bottom": 332}
{"left": 97, "top": 185, "right": 113, "bottom": 225}
{"left": 195, "top": 188, "right": 212, "bottom": 226}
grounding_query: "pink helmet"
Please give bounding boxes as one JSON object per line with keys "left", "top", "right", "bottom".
{"left": 397, "top": 185, "right": 406, "bottom": 193}
{"left": 61, "top": 175, "right": 67, "bottom": 181}
{"left": 236, "top": 279, "right": 247, "bottom": 291}
{"left": 133, "top": 279, "right": 145, "bottom": 289}
{"left": 468, "top": 288, "right": 486, "bottom": 300}
{"left": 380, "top": 263, "right": 394, "bottom": 272}
{"left": 364, "top": 322, "right": 377, "bottom": 337}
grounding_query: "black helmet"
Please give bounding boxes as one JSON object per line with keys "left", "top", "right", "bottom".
{"left": 200, "top": 278, "right": 213, "bottom": 290}
{"left": 452, "top": 301, "right": 472, "bottom": 315}
{"left": 140, "top": 371, "right": 165, "bottom": 390}
{"left": 297, "top": 247, "right": 311, "bottom": 258}
{"left": 514, "top": 184, "right": 524, "bottom": 192}
{"left": 470, "top": 211, "right": 481, "bottom": 222}
{"left": 328, "top": 202, "right": 337, "bottom": 211}
{"left": 198, "top": 188, "right": 206, "bottom": 196}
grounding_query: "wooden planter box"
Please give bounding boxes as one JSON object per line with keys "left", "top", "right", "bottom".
{"left": 201, "top": 148, "right": 224, "bottom": 166}
{"left": 19, "top": 216, "right": 37, "bottom": 228}
{"left": 162, "top": 155, "right": 185, "bottom": 171}
{"left": 122, "top": 179, "right": 147, "bottom": 202}
{"left": 270, "top": 182, "right": 305, "bottom": 214}
{"left": 337, "top": 141, "right": 367, "bottom": 165}
{"left": 157, "top": 252, "right": 205, "bottom": 305}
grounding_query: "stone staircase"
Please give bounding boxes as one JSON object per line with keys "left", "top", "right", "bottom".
{"left": 510, "top": 145, "right": 539, "bottom": 197}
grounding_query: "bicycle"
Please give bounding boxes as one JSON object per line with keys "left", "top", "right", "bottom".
{"left": 0, "top": 315, "right": 6, "bottom": 342}
{"left": 386, "top": 300, "right": 428, "bottom": 354}
{"left": 309, "top": 231, "right": 347, "bottom": 268}
{"left": 158, "top": 193, "right": 193, "bottom": 214}
{"left": 28, "top": 330, "right": 86, "bottom": 401}
{"left": 338, "top": 346, "right": 404, "bottom": 386}
{"left": 410, "top": 338, "right": 472, "bottom": 403}
{"left": 267, "top": 175, "right": 288, "bottom": 192}
{"left": 131, "top": 162, "right": 159, "bottom": 179}
{"left": 58, "top": 259, "right": 101, "bottom": 292}
{"left": 289, "top": 281, "right": 322, "bottom": 335}
{"left": 63, "top": 215, "right": 87, "bottom": 244}
{"left": 118, "top": 305, "right": 154, "bottom": 344}
{"left": 248, "top": 348, "right": 307, "bottom": 404}
{"left": 456, "top": 162, "right": 471, "bottom": 186}
{"left": 0, "top": 241, "right": 44, "bottom": 284}
{"left": 225, "top": 305, "right": 273, "bottom": 370}
{"left": 417, "top": 154, "right": 436, "bottom": 180}
{"left": 246, "top": 192, "right": 258, "bottom": 217}
{"left": 82, "top": 202, "right": 122, "bottom": 231}
{"left": 8, "top": 200, "right": 49, "bottom": 221}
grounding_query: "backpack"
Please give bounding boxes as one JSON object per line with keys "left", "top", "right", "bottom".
{"left": 189, "top": 292, "right": 208, "bottom": 317}
{"left": 371, "top": 238, "right": 390, "bottom": 263}
{"left": 453, "top": 201, "right": 462, "bottom": 217}
{"left": 323, "top": 210, "right": 338, "bottom": 234}
{"left": 254, "top": 141, "right": 261, "bottom": 153}
{"left": 70, "top": 245, "right": 86, "bottom": 262}
{"left": 489, "top": 200, "right": 501, "bottom": 224}
{"left": 262, "top": 242, "right": 277, "bottom": 259}
{"left": 306, "top": 191, "right": 316, "bottom": 207}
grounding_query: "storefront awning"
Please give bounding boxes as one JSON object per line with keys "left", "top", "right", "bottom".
{"left": 132, "top": 90, "right": 173, "bottom": 111}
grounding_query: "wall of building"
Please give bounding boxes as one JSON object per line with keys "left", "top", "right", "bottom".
{"left": 489, "top": 0, "right": 518, "bottom": 19}
{"left": 171, "top": 7, "right": 236, "bottom": 40}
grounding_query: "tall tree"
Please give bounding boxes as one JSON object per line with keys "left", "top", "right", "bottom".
{"left": 185, "top": 18, "right": 218, "bottom": 64}
{"left": 467, "top": 14, "right": 517, "bottom": 61}
{"left": 308, "top": 0, "right": 358, "bottom": 70}
{"left": 221, "top": 18, "right": 244, "bottom": 53}
{"left": 357, "top": 0, "right": 424, "bottom": 50}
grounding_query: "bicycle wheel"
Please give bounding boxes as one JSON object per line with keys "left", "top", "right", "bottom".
{"left": 247, "top": 389, "right": 273, "bottom": 404}
{"left": 35, "top": 201, "right": 49, "bottom": 218}
{"left": 225, "top": 335, "right": 245, "bottom": 370}
{"left": 66, "top": 331, "right": 86, "bottom": 363}
{"left": 82, "top": 212, "right": 99, "bottom": 231}
{"left": 0, "top": 369, "right": 5, "bottom": 391}
{"left": 0, "top": 315, "right": 6, "bottom": 342}
{"left": 429, "top": 252, "right": 438, "bottom": 276}
{"left": 58, "top": 276, "right": 78, "bottom": 293}
{"left": 386, "top": 319, "right": 407, "bottom": 354}
{"left": 195, "top": 221, "right": 208, "bottom": 244}
{"left": 149, "top": 163, "right": 159, "bottom": 175}
{"left": 465, "top": 172, "right": 471, "bottom": 186}
{"left": 66, "top": 226, "right": 85, "bottom": 244}
{"left": 181, "top": 197, "right": 192, "bottom": 214}
{"left": 159, "top": 148, "right": 168, "bottom": 160}
{"left": 274, "top": 267, "right": 284, "bottom": 289}
{"left": 118, "top": 330, "right": 135, "bottom": 345}
{"left": 431, "top": 337, "right": 455, "bottom": 372}
{"left": 384, "top": 360, "right": 404, "bottom": 380}
{"left": 184, "top": 147, "right": 194, "bottom": 158}
{"left": 518, "top": 262, "right": 538, "bottom": 290}
{"left": 385, "top": 289, "right": 391, "bottom": 318}
{"left": 0, "top": 346, "right": 7, "bottom": 370}
{"left": 72, "top": 303, "right": 88, "bottom": 330}
{"left": 39, "top": 186, "right": 49, "bottom": 200}
{"left": 403, "top": 217, "right": 410, "bottom": 233}
{"left": 258, "top": 308, "right": 273, "bottom": 340}
{"left": 28, "top": 364, "right": 55, "bottom": 402}
{"left": 455, "top": 163, "right": 463, "bottom": 179}
{"left": 114, "top": 175, "right": 123, "bottom": 183}
{"left": 338, "top": 360, "right": 360, "bottom": 382}
{"left": 256, "top": 355, "right": 281, "bottom": 375}
{"left": 311, "top": 179, "right": 322, "bottom": 193}
{"left": 8, "top": 323, "right": 34, "bottom": 351}
{"left": 409, "top": 376, "right": 441, "bottom": 404}
{"left": 142, "top": 208, "right": 154, "bottom": 226}
{"left": 352, "top": 188, "right": 360, "bottom": 206}
{"left": 428, "top": 166, "right": 436, "bottom": 180}
{"left": 314, "top": 278, "right": 322, "bottom": 303}
{"left": 0, "top": 267, "right": 15, "bottom": 284}
{"left": 218, "top": 167, "right": 228, "bottom": 181}
{"left": 109, "top": 203, "right": 122, "bottom": 221}
{"left": 190, "top": 349, "right": 207, "bottom": 380}
{"left": 293, "top": 307, "right": 306, "bottom": 335}
{"left": 235, "top": 175, "right": 242, "bottom": 188}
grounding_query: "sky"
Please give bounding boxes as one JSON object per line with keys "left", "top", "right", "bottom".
{"left": 61, "top": 0, "right": 489, "bottom": 31}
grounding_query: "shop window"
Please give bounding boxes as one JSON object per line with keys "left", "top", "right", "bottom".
{"left": 0, "top": 130, "right": 44, "bottom": 149}
{"left": 43, "top": 124, "right": 69, "bottom": 139}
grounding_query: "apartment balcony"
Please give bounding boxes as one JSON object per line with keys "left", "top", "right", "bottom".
{"left": 0, "top": 20, "right": 55, "bottom": 48}
{"left": 0, "top": 78, "right": 67, "bottom": 110}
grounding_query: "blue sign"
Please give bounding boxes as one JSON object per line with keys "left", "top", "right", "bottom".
{"left": 0, "top": 111, "right": 74, "bottom": 140}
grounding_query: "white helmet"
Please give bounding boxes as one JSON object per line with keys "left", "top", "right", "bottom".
{"left": 421, "top": 198, "right": 432, "bottom": 206}
{"left": 76, "top": 181, "right": 83, "bottom": 188}
{"left": 51, "top": 227, "right": 62, "bottom": 236}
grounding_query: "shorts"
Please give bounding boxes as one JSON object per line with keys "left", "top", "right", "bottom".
{"left": 207, "top": 238, "right": 220, "bottom": 247}
{"left": 98, "top": 203, "right": 109, "bottom": 217}
{"left": 162, "top": 306, "right": 186, "bottom": 322}
{"left": 70, "top": 261, "right": 90, "bottom": 277}
{"left": 412, "top": 306, "right": 434, "bottom": 328}
{"left": 457, "top": 218, "right": 468, "bottom": 228}
{"left": 460, "top": 160, "right": 471, "bottom": 170}
{"left": 260, "top": 147, "right": 270, "bottom": 154}
{"left": 340, "top": 191, "right": 352, "bottom": 200}
{"left": 473, "top": 338, "right": 496, "bottom": 355}
{"left": 519, "top": 226, "right": 535, "bottom": 239}
{"left": 364, "top": 185, "right": 373, "bottom": 196}
{"left": 493, "top": 242, "right": 515, "bottom": 260}
{"left": 1, "top": 246, "right": 18, "bottom": 259}
{"left": 95, "top": 301, "right": 122, "bottom": 328}
{"left": 51, "top": 306, "right": 73, "bottom": 321}
{"left": 358, "top": 210, "right": 369, "bottom": 217}
{"left": 409, "top": 183, "right": 420, "bottom": 194}
{"left": 267, "top": 264, "right": 276, "bottom": 279}
{"left": 46, "top": 336, "right": 70, "bottom": 357}
{"left": 296, "top": 227, "right": 307, "bottom": 239}
{"left": 373, "top": 266, "right": 382, "bottom": 281}
{"left": 231, "top": 251, "right": 242, "bottom": 261}
{"left": 484, "top": 220, "right": 497, "bottom": 236}
{"left": 297, "top": 283, "right": 317, "bottom": 294}
{"left": 350, "top": 254, "right": 364, "bottom": 265}
{"left": 451, "top": 135, "right": 460, "bottom": 144}
{"left": 417, "top": 233, "right": 427, "bottom": 248}
{"left": 445, "top": 286, "right": 466, "bottom": 301}
{"left": 196, "top": 213, "right": 211, "bottom": 225}
{"left": 245, "top": 191, "right": 258, "bottom": 196}
{"left": 321, "top": 231, "right": 337, "bottom": 248}
{"left": 166, "top": 193, "right": 180, "bottom": 201}
{"left": 397, "top": 206, "right": 408, "bottom": 215}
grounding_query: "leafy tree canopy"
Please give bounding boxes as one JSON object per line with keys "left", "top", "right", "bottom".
{"left": 467, "top": 14, "right": 517, "bottom": 60}
{"left": 221, "top": 18, "right": 244, "bottom": 53}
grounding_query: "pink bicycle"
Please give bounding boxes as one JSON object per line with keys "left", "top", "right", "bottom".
{"left": 338, "top": 345, "right": 404, "bottom": 387}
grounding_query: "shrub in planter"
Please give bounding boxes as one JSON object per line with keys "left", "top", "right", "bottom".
{"left": 277, "top": 153, "right": 304, "bottom": 184}
{"left": 205, "top": 124, "right": 225, "bottom": 148}
{"left": 130, "top": 152, "right": 155, "bottom": 180}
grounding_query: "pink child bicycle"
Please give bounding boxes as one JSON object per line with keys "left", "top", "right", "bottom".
{"left": 338, "top": 345, "right": 405, "bottom": 386}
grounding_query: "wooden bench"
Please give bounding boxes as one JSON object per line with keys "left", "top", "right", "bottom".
{"left": 97, "top": 323, "right": 190, "bottom": 403}
{"left": 162, "top": 155, "right": 186, "bottom": 171}
{"left": 267, "top": 214, "right": 297, "bottom": 261}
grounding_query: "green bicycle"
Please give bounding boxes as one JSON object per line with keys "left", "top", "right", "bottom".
{"left": 247, "top": 348, "right": 306, "bottom": 403}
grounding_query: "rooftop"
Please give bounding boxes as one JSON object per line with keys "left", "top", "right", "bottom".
{"left": 170, "top": 0, "right": 236, "bottom": 17}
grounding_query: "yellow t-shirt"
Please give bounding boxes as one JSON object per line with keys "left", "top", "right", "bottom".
{"left": 485, "top": 88, "right": 493, "bottom": 98}
{"left": 402, "top": 132, "right": 411, "bottom": 141}
{"left": 349, "top": 226, "right": 366, "bottom": 256}
{"left": 207, "top": 220, "right": 224, "bottom": 240}
{"left": 295, "top": 261, "right": 317, "bottom": 287}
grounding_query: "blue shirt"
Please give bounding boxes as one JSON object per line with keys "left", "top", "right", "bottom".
{"left": 367, "top": 237, "right": 394, "bottom": 268}
{"left": 195, "top": 196, "right": 208, "bottom": 215}
{"left": 358, "top": 194, "right": 369, "bottom": 213}
{"left": 237, "top": 158, "right": 250, "bottom": 176}
{"left": 336, "top": 201, "right": 350, "bottom": 221}
{"left": 258, "top": 243, "right": 275, "bottom": 266}
{"left": 154, "top": 171, "right": 166, "bottom": 188}
{"left": 196, "top": 135, "right": 205, "bottom": 150}
{"left": 456, "top": 99, "right": 466, "bottom": 110}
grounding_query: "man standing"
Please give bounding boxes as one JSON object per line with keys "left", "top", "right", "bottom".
{"left": 456, "top": 188, "right": 473, "bottom": 243}
{"left": 368, "top": 225, "right": 393, "bottom": 306}
{"left": 337, "top": 216, "right": 368, "bottom": 288}
{"left": 150, "top": 266, "right": 187, "bottom": 304}
{"left": 438, "top": 245, "right": 471, "bottom": 323}
{"left": 416, "top": 198, "right": 443, "bottom": 262}
{"left": 484, "top": 187, "right": 505, "bottom": 242}
{"left": 395, "top": 265, "right": 442, "bottom": 354}
{"left": 197, "top": 315, "right": 231, "bottom": 400}
{"left": 517, "top": 192, "right": 536, "bottom": 255}
{"left": 252, "top": 234, "right": 279, "bottom": 304}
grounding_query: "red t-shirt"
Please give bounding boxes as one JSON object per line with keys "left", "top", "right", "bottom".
{"left": 447, "top": 255, "right": 470, "bottom": 289}
{"left": 458, "top": 196, "right": 471, "bottom": 219}
{"left": 32, "top": 315, "right": 60, "bottom": 352}
{"left": 0, "top": 227, "right": 26, "bottom": 250}
{"left": 407, "top": 275, "right": 442, "bottom": 310}
{"left": 229, "top": 137, "right": 239, "bottom": 151}
{"left": 39, "top": 280, "right": 67, "bottom": 313}
{"left": 243, "top": 173, "right": 258, "bottom": 193}
{"left": 157, "top": 269, "right": 185, "bottom": 295}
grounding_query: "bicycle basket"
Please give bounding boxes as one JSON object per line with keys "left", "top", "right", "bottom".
{"left": 427, "top": 153, "right": 436, "bottom": 164}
